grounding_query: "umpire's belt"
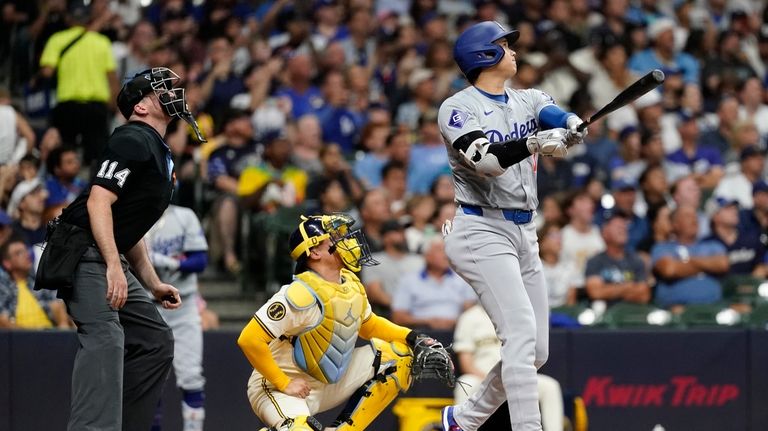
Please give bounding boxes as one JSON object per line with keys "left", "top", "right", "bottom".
{"left": 460, "top": 204, "right": 533, "bottom": 225}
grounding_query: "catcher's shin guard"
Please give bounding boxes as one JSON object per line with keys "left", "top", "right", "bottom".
{"left": 258, "top": 416, "right": 323, "bottom": 431}
{"left": 332, "top": 339, "right": 413, "bottom": 430}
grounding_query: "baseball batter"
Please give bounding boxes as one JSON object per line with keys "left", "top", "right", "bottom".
{"left": 145, "top": 204, "right": 209, "bottom": 431}
{"left": 437, "top": 21, "right": 586, "bottom": 431}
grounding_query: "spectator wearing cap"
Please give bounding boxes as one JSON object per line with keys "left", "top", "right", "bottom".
{"left": 395, "top": 68, "right": 437, "bottom": 130}
{"left": 238, "top": 132, "right": 308, "bottom": 213}
{"left": 409, "top": 112, "right": 450, "bottom": 194}
{"left": 602, "top": 177, "right": 649, "bottom": 252}
{"left": 8, "top": 178, "right": 48, "bottom": 247}
{"left": 39, "top": 0, "right": 118, "bottom": 166}
{"left": 391, "top": 237, "right": 476, "bottom": 331}
{"left": 666, "top": 111, "right": 724, "bottom": 189}
{"left": 699, "top": 96, "right": 740, "bottom": 158}
{"left": 737, "top": 77, "right": 768, "bottom": 143}
{"left": 651, "top": 205, "right": 729, "bottom": 310}
{"left": 628, "top": 17, "right": 700, "bottom": 85}
{"left": 560, "top": 190, "right": 605, "bottom": 289}
{"left": 585, "top": 209, "right": 651, "bottom": 307}
{"left": 197, "top": 37, "right": 247, "bottom": 129}
{"left": 609, "top": 126, "right": 645, "bottom": 185}
{"left": 315, "top": 70, "right": 364, "bottom": 154}
{"left": 711, "top": 145, "right": 765, "bottom": 209}
{"left": 361, "top": 219, "right": 424, "bottom": 313}
{"left": 705, "top": 198, "right": 767, "bottom": 277}
{"left": 0, "top": 238, "right": 70, "bottom": 329}
{"left": 206, "top": 109, "right": 259, "bottom": 274}
{"left": 44, "top": 146, "right": 86, "bottom": 222}
{"left": 738, "top": 180, "right": 768, "bottom": 243}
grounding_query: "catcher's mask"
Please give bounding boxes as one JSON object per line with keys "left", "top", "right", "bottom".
{"left": 289, "top": 214, "right": 377, "bottom": 273}
{"left": 117, "top": 67, "right": 207, "bottom": 142}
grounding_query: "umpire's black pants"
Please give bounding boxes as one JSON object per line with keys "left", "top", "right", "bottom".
{"left": 59, "top": 247, "right": 174, "bottom": 431}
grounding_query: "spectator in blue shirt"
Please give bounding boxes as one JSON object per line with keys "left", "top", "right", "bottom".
{"left": 44, "top": 145, "right": 86, "bottom": 221}
{"left": 628, "top": 18, "right": 700, "bottom": 85}
{"left": 274, "top": 53, "right": 324, "bottom": 119}
{"left": 409, "top": 111, "right": 450, "bottom": 195}
{"left": 315, "top": 70, "right": 364, "bottom": 154}
{"left": 597, "top": 177, "right": 648, "bottom": 252}
{"left": 197, "top": 37, "right": 247, "bottom": 128}
{"left": 739, "top": 180, "right": 768, "bottom": 250}
{"left": 666, "top": 111, "right": 724, "bottom": 190}
{"left": 651, "top": 205, "right": 730, "bottom": 310}
{"left": 391, "top": 237, "right": 476, "bottom": 331}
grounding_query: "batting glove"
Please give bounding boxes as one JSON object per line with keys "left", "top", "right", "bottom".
{"left": 565, "top": 115, "right": 587, "bottom": 147}
{"left": 527, "top": 128, "right": 568, "bottom": 157}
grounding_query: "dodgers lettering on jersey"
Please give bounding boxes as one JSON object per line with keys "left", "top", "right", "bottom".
{"left": 438, "top": 87, "right": 556, "bottom": 210}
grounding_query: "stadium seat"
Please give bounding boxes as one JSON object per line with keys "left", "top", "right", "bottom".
{"left": 550, "top": 304, "right": 597, "bottom": 327}
{"left": 600, "top": 303, "right": 673, "bottom": 329}
{"left": 746, "top": 302, "right": 768, "bottom": 329}
{"left": 677, "top": 303, "right": 744, "bottom": 328}
{"left": 721, "top": 275, "right": 763, "bottom": 306}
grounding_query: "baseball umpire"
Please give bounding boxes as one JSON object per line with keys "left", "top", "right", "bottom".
{"left": 35, "top": 67, "right": 207, "bottom": 431}
{"left": 238, "top": 213, "right": 455, "bottom": 431}
{"left": 437, "top": 22, "right": 587, "bottom": 431}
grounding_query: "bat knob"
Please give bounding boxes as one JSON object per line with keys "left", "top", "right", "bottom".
{"left": 652, "top": 69, "right": 666, "bottom": 83}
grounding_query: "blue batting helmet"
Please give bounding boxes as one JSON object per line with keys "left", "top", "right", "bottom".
{"left": 453, "top": 21, "right": 519, "bottom": 79}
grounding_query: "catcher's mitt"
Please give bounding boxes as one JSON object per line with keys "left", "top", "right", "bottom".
{"left": 409, "top": 334, "right": 456, "bottom": 388}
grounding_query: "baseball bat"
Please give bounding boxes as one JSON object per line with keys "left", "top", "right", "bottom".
{"left": 577, "top": 69, "right": 665, "bottom": 132}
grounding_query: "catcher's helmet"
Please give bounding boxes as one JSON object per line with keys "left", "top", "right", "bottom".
{"left": 453, "top": 21, "right": 519, "bottom": 79}
{"left": 289, "top": 214, "right": 377, "bottom": 273}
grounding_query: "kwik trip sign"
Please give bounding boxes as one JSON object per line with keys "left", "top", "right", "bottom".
{"left": 582, "top": 376, "right": 740, "bottom": 408}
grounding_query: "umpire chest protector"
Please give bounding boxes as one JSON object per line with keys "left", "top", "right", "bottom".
{"left": 286, "top": 269, "right": 367, "bottom": 384}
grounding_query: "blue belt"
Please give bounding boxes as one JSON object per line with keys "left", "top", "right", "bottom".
{"left": 460, "top": 204, "right": 533, "bottom": 225}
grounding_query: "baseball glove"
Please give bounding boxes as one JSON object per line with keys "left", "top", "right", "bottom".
{"left": 409, "top": 333, "right": 456, "bottom": 387}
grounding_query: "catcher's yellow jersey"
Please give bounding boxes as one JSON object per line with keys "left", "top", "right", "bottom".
{"left": 251, "top": 269, "right": 372, "bottom": 383}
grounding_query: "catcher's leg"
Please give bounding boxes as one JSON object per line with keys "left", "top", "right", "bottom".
{"left": 330, "top": 339, "right": 413, "bottom": 430}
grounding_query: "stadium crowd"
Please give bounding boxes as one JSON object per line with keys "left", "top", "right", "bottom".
{"left": 2, "top": 0, "right": 768, "bottom": 331}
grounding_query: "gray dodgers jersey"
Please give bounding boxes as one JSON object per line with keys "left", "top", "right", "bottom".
{"left": 438, "top": 86, "right": 557, "bottom": 210}
{"left": 145, "top": 205, "right": 209, "bottom": 296}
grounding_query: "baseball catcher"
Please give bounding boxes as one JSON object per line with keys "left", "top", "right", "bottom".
{"left": 238, "top": 214, "right": 454, "bottom": 431}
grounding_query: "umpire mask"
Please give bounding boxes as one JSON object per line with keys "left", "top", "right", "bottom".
{"left": 117, "top": 67, "right": 207, "bottom": 142}
{"left": 290, "top": 214, "right": 378, "bottom": 273}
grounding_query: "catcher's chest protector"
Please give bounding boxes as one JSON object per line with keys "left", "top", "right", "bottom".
{"left": 287, "top": 270, "right": 367, "bottom": 383}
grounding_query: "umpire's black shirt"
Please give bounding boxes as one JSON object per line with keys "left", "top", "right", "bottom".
{"left": 60, "top": 121, "right": 174, "bottom": 253}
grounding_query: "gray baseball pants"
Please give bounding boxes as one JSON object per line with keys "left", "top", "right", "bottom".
{"left": 60, "top": 246, "right": 174, "bottom": 431}
{"left": 444, "top": 209, "right": 549, "bottom": 431}
{"left": 157, "top": 291, "right": 205, "bottom": 391}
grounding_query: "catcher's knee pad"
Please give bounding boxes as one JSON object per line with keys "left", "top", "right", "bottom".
{"left": 258, "top": 415, "right": 323, "bottom": 431}
{"left": 332, "top": 339, "right": 413, "bottom": 430}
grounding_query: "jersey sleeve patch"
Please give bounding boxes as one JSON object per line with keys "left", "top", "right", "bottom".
{"left": 448, "top": 109, "right": 469, "bottom": 129}
{"left": 267, "top": 302, "right": 287, "bottom": 321}
{"left": 285, "top": 281, "right": 318, "bottom": 310}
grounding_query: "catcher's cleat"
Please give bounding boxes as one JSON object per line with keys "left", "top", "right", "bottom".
{"left": 441, "top": 406, "right": 464, "bottom": 431}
